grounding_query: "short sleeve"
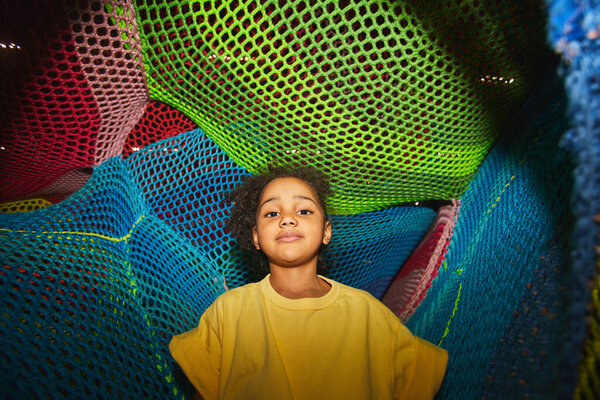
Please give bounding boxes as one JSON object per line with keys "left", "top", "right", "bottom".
{"left": 401, "top": 337, "right": 448, "bottom": 400}
{"left": 169, "top": 310, "right": 222, "bottom": 400}
{"left": 392, "top": 328, "right": 448, "bottom": 400}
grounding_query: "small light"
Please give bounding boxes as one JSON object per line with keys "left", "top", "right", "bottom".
{"left": 0, "top": 146, "right": 6, "bottom": 150}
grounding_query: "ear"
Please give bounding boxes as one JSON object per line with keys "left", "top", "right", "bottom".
{"left": 322, "top": 220, "right": 332, "bottom": 245}
{"left": 252, "top": 226, "right": 261, "bottom": 250}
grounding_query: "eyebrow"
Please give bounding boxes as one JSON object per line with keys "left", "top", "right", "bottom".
{"left": 259, "top": 195, "right": 318, "bottom": 210}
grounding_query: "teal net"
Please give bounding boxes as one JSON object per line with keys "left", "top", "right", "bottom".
{"left": 406, "top": 71, "right": 575, "bottom": 399}
{"left": 0, "top": 126, "right": 436, "bottom": 398}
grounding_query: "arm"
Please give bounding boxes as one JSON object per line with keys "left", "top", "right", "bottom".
{"left": 169, "top": 310, "right": 222, "bottom": 400}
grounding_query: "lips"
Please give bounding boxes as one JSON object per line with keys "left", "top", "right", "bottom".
{"left": 276, "top": 231, "right": 303, "bottom": 242}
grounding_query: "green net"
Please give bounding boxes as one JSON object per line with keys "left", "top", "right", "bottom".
{"left": 135, "top": 0, "right": 554, "bottom": 214}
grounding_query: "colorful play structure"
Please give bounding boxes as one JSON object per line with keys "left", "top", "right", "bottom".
{"left": 0, "top": 0, "right": 598, "bottom": 398}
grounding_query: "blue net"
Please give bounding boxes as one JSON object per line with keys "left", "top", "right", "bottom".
{"left": 406, "top": 70, "right": 576, "bottom": 399}
{"left": 0, "top": 127, "right": 435, "bottom": 398}
{"left": 0, "top": 159, "right": 184, "bottom": 398}
{"left": 326, "top": 206, "right": 437, "bottom": 298}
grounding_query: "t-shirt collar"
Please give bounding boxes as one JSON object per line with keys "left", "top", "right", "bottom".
{"left": 260, "top": 274, "right": 339, "bottom": 310}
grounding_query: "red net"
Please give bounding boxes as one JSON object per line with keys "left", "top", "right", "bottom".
{"left": 68, "top": 0, "right": 148, "bottom": 164}
{"left": 122, "top": 100, "right": 197, "bottom": 158}
{"left": 383, "top": 201, "right": 459, "bottom": 321}
{"left": 0, "top": 2, "right": 99, "bottom": 202}
{"left": 0, "top": 0, "right": 148, "bottom": 203}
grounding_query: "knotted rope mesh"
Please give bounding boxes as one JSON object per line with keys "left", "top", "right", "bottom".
{"left": 0, "top": 0, "right": 597, "bottom": 399}
{"left": 406, "top": 71, "right": 575, "bottom": 399}
{"left": 136, "top": 0, "right": 554, "bottom": 214}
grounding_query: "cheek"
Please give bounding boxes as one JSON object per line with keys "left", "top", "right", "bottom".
{"left": 254, "top": 221, "right": 272, "bottom": 237}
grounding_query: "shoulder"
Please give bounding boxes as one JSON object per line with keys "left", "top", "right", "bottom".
{"left": 211, "top": 280, "right": 262, "bottom": 307}
{"left": 327, "top": 278, "right": 399, "bottom": 319}
{"left": 200, "top": 281, "right": 263, "bottom": 327}
{"left": 201, "top": 281, "right": 263, "bottom": 321}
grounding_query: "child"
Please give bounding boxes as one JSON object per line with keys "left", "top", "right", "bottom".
{"left": 169, "top": 165, "right": 448, "bottom": 400}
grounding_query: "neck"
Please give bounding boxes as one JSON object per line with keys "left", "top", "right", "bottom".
{"left": 268, "top": 264, "right": 331, "bottom": 299}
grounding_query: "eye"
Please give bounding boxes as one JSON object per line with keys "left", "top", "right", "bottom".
{"left": 298, "top": 209, "right": 312, "bottom": 216}
{"left": 265, "top": 211, "right": 279, "bottom": 218}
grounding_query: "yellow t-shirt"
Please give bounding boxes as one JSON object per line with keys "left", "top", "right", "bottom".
{"left": 169, "top": 275, "right": 447, "bottom": 400}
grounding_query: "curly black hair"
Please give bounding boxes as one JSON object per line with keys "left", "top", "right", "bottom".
{"left": 226, "top": 164, "right": 333, "bottom": 276}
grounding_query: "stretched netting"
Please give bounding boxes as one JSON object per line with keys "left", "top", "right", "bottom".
{"left": 1, "top": 0, "right": 555, "bottom": 212}
{"left": 122, "top": 100, "right": 198, "bottom": 158}
{"left": 0, "top": 0, "right": 147, "bottom": 204}
{"left": 406, "top": 71, "right": 575, "bottom": 399}
{"left": 0, "top": 124, "right": 436, "bottom": 398}
{"left": 135, "top": 0, "right": 555, "bottom": 214}
{"left": 0, "top": 0, "right": 598, "bottom": 399}
{"left": 0, "top": 198, "right": 54, "bottom": 213}
{"left": 382, "top": 200, "right": 459, "bottom": 322}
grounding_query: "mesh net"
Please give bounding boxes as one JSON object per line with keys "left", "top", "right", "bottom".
{"left": 406, "top": 71, "right": 576, "bottom": 399}
{"left": 0, "top": 2, "right": 99, "bottom": 202}
{"left": 0, "top": 0, "right": 148, "bottom": 203}
{"left": 66, "top": 0, "right": 149, "bottom": 164}
{"left": 0, "top": 125, "right": 436, "bottom": 398}
{"left": 382, "top": 201, "right": 458, "bottom": 322}
{"left": 135, "top": 0, "right": 555, "bottom": 214}
{"left": 122, "top": 100, "right": 198, "bottom": 158}
{"left": 0, "top": 198, "right": 53, "bottom": 213}
{"left": 0, "top": 0, "right": 596, "bottom": 399}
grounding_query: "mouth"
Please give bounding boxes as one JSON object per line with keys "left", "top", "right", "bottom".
{"left": 276, "top": 231, "right": 303, "bottom": 242}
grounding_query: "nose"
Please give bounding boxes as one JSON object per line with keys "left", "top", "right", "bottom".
{"left": 279, "top": 213, "right": 297, "bottom": 227}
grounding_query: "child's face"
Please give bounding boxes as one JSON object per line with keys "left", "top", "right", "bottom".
{"left": 252, "top": 177, "right": 331, "bottom": 271}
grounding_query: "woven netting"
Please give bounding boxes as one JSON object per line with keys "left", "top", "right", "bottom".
{"left": 134, "top": 0, "right": 555, "bottom": 214}
{"left": 406, "top": 71, "right": 576, "bottom": 399}
{"left": 1, "top": 0, "right": 594, "bottom": 399}
{"left": 0, "top": 125, "right": 436, "bottom": 398}
{"left": 122, "top": 101, "right": 198, "bottom": 158}
{"left": 383, "top": 201, "right": 459, "bottom": 322}
{"left": 0, "top": 0, "right": 147, "bottom": 203}
{"left": 0, "top": 198, "right": 54, "bottom": 213}
{"left": 0, "top": 0, "right": 556, "bottom": 209}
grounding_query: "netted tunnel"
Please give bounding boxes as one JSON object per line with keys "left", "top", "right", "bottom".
{"left": 0, "top": 0, "right": 599, "bottom": 399}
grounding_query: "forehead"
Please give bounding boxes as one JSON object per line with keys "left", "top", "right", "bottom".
{"left": 260, "top": 177, "right": 319, "bottom": 201}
